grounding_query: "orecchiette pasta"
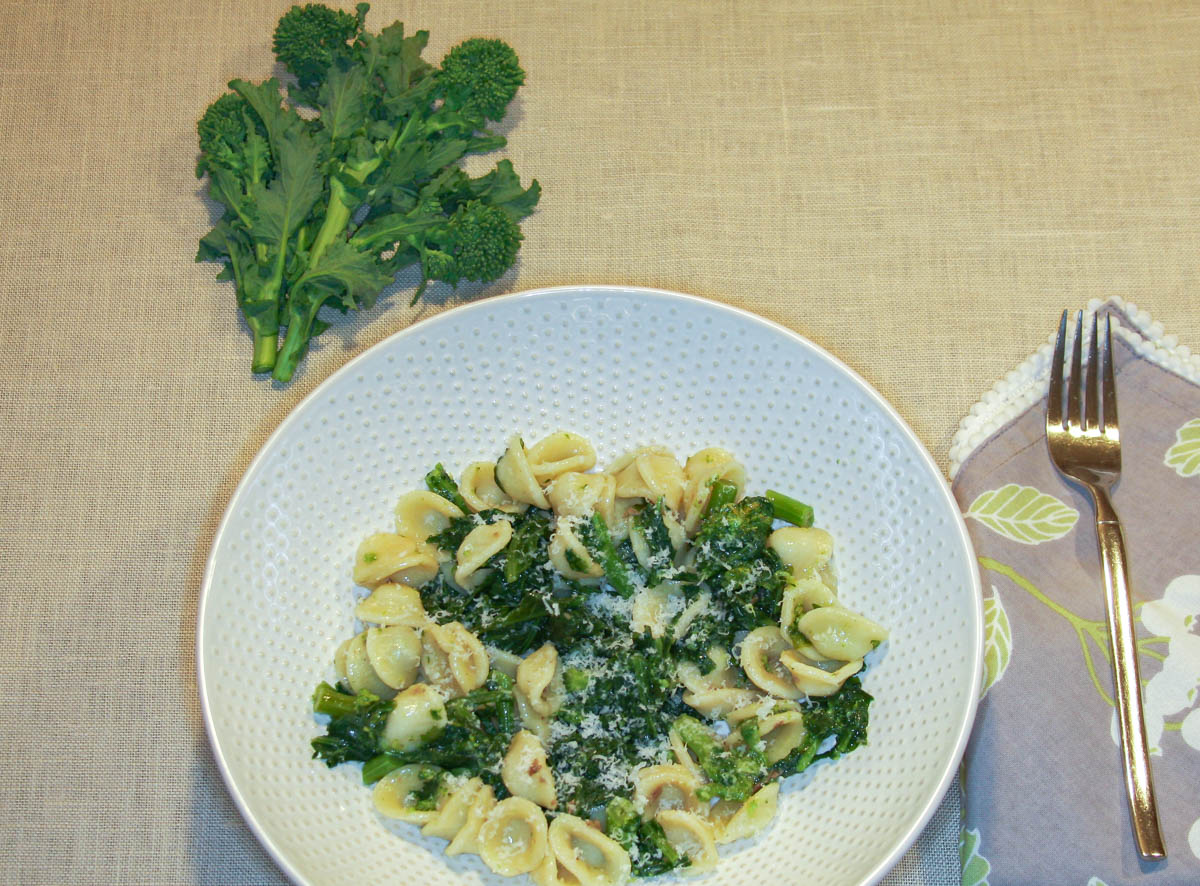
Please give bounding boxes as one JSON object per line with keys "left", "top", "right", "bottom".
{"left": 709, "top": 782, "right": 779, "bottom": 844}
{"left": 454, "top": 520, "right": 513, "bottom": 587}
{"left": 478, "top": 796, "right": 551, "bottom": 876}
{"left": 352, "top": 532, "right": 439, "bottom": 588}
{"left": 364, "top": 624, "right": 421, "bottom": 690}
{"left": 336, "top": 632, "right": 396, "bottom": 699}
{"left": 315, "top": 435, "right": 891, "bottom": 886}
{"left": 634, "top": 764, "right": 703, "bottom": 819}
{"left": 611, "top": 448, "right": 686, "bottom": 513}
{"left": 501, "top": 729, "right": 557, "bottom": 809}
{"left": 421, "top": 777, "right": 496, "bottom": 857}
{"left": 527, "top": 431, "right": 597, "bottom": 484}
{"left": 393, "top": 490, "right": 464, "bottom": 541}
{"left": 779, "top": 652, "right": 864, "bottom": 697}
{"left": 382, "top": 682, "right": 446, "bottom": 751}
{"left": 354, "top": 582, "right": 428, "bottom": 627}
{"left": 461, "top": 461, "right": 528, "bottom": 514}
{"left": 373, "top": 764, "right": 439, "bottom": 824}
{"left": 655, "top": 810, "right": 718, "bottom": 873}
{"left": 795, "top": 604, "right": 888, "bottom": 662}
{"left": 495, "top": 436, "right": 551, "bottom": 509}
{"left": 420, "top": 621, "right": 489, "bottom": 698}
{"left": 516, "top": 643, "right": 564, "bottom": 719}
{"left": 681, "top": 448, "right": 746, "bottom": 534}
{"left": 534, "top": 814, "right": 632, "bottom": 886}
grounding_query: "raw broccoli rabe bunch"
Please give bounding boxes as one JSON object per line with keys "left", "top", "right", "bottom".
{"left": 195, "top": 3, "right": 540, "bottom": 382}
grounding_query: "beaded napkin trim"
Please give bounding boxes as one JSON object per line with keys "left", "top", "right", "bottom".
{"left": 948, "top": 296, "right": 1200, "bottom": 479}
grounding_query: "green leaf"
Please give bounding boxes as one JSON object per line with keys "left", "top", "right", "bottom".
{"left": 248, "top": 127, "right": 324, "bottom": 247}
{"left": 318, "top": 63, "right": 370, "bottom": 145}
{"left": 1164, "top": 418, "right": 1200, "bottom": 477}
{"left": 295, "top": 238, "right": 395, "bottom": 310}
{"left": 981, "top": 589, "right": 1011, "bottom": 699}
{"left": 965, "top": 484, "right": 1078, "bottom": 545}
{"left": 959, "top": 827, "right": 991, "bottom": 886}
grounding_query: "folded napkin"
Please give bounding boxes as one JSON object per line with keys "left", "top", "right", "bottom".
{"left": 949, "top": 298, "right": 1200, "bottom": 886}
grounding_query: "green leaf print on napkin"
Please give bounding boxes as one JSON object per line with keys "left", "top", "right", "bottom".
{"left": 960, "top": 827, "right": 991, "bottom": 886}
{"left": 1165, "top": 418, "right": 1200, "bottom": 477}
{"left": 965, "top": 484, "right": 1078, "bottom": 544}
{"left": 981, "top": 590, "right": 1011, "bottom": 699}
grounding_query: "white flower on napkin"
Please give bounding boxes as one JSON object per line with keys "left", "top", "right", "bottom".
{"left": 1109, "top": 575, "right": 1200, "bottom": 757}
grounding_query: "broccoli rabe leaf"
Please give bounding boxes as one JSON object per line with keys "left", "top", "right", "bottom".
{"left": 631, "top": 499, "right": 675, "bottom": 584}
{"left": 310, "top": 681, "right": 394, "bottom": 767}
{"left": 692, "top": 495, "right": 775, "bottom": 574}
{"left": 577, "top": 512, "right": 637, "bottom": 597}
{"left": 424, "top": 462, "right": 470, "bottom": 513}
{"left": 775, "top": 677, "right": 874, "bottom": 777}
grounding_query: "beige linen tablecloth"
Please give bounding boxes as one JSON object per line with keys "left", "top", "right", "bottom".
{"left": 2, "top": 1, "right": 1198, "bottom": 883}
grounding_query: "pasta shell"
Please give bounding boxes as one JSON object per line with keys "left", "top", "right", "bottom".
{"left": 445, "top": 782, "right": 496, "bottom": 856}
{"left": 795, "top": 605, "right": 888, "bottom": 662}
{"left": 527, "top": 432, "right": 597, "bottom": 483}
{"left": 546, "top": 471, "right": 616, "bottom": 522}
{"left": 461, "top": 461, "right": 528, "bottom": 515}
{"left": 364, "top": 624, "right": 421, "bottom": 690}
{"left": 710, "top": 781, "right": 779, "bottom": 844}
{"left": 394, "top": 490, "right": 464, "bottom": 541}
{"left": 655, "top": 810, "right": 717, "bottom": 873}
{"left": 634, "top": 764, "right": 702, "bottom": 820}
{"left": 354, "top": 582, "right": 428, "bottom": 627}
{"left": 768, "top": 527, "right": 834, "bottom": 576}
{"left": 353, "top": 532, "right": 439, "bottom": 589}
{"left": 613, "top": 451, "right": 685, "bottom": 512}
{"left": 681, "top": 448, "right": 746, "bottom": 534}
{"left": 548, "top": 520, "right": 604, "bottom": 580}
{"left": 538, "top": 814, "right": 631, "bottom": 886}
{"left": 478, "top": 796, "right": 550, "bottom": 876}
{"left": 516, "top": 643, "right": 564, "bottom": 719}
{"left": 454, "top": 520, "right": 513, "bottom": 588}
{"left": 495, "top": 436, "right": 551, "bottom": 509}
{"left": 381, "top": 682, "right": 446, "bottom": 751}
{"left": 421, "top": 621, "right": 490, "bottom": 698}
{"left": 501, "top": 730, "right": 558, "bottom": 809}
{"left": 342, "top": 631, "right": 396, "bottom": 699}
{"left": 740, "top": 626, "right": 802, "bottom": 700}
{"left": 779, "top": 652, "right": 864, "bottom": 698}
{"left": 373, "top": 764, "right": 438, "bottom": 824}
{"left": 421, "top": 777, "right": 487, "bottom": 841}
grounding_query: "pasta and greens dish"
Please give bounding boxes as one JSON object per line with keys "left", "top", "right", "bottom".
{"left": 311, "top": 432, "right": 888, "bottom": 883}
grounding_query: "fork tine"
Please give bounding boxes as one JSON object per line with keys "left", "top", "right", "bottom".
{"left": 1102, "top": 313, "right": 1118, "bottom": 435}
{"left": 1085, "top": 312, "right": 1100, "bottom": 432}
{"left": 1047, "top": 309, "right": 1067, "bottom": 430}
{"left": 1067, "top": 310, "right": 1084, "bottom": 429}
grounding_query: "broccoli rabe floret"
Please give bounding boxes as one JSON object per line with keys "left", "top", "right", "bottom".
{"left": 672, "top": 715, "right": 767, "bottom": 802}
{"left": 605, "top": 796, "right": 688, "bottom": 878}
{"left": 272, "top": 2, "right": 365, "bottom": 91}
{"left": 310, "top": 681, "right": 394, "bottom": 767}
{"left": 438, "top": 38, "right": 525, "bottom": 122}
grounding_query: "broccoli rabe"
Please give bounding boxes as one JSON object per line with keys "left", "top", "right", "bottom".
{"left": 195, "top": 3, "right": 540, "bottom": 382}
{"left": 424, "top": 462, "right": 470, "bottom": 513}
{"left": 775, "top": 677, "right": 874, "bottom": 777}
{"left": 672, "top": 715, "right": 768, "bottom": 802}
{"left": 310, "top": 681, "right": 394, "bottom": 767}
{"left": 605, "top": 796, "right": 688, "bottom": 878}
{"left": 577, "top": 512, "right": 638, "bottom": 597}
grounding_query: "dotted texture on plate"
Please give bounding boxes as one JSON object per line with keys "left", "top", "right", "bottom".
{"left": 199, "top": 287, "right": 981, "bottom": 886}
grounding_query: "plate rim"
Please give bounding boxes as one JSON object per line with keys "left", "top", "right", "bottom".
{"left": 197, "top": 283, "right": 984, "bottom": 886}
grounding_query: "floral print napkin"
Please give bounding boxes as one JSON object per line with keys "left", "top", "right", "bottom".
{"left": 949, "top": 299, "right": 1200, "bottom": 886}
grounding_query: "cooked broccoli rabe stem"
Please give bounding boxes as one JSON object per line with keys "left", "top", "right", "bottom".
{"left": 765, "top": 488, "right": 815, "bottom": 528}
{"left": 577, "top": 512, "right": 637, "bottom": 597}
{"left": 310, "top": 681, "right": 394, "bottom": 767}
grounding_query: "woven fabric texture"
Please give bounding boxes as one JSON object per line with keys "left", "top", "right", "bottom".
{"left": 1, "top": 1, "right": 1198, "bottom": 883}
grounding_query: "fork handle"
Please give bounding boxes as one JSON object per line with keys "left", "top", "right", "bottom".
{"left": 1093, "top": 489, "right": 1166, "bottom": 860}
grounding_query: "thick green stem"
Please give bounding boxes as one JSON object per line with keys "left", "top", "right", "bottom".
{"left": 250, "top": 329, "right": 277, "bottom": 373}
{"left": 273, "top": 299, "right": 323, "bottom": 382}
{"left": 766, "top": 489, "right": 814, "bottom": 527}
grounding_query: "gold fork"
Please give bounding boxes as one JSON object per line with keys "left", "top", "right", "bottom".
{"left": 1046, "top": 309, "right": 1165, "bottom": 860}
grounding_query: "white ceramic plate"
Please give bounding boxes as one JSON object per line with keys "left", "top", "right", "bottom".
{"left": 198, "top": 285, "right": 983, "bottom": 886}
